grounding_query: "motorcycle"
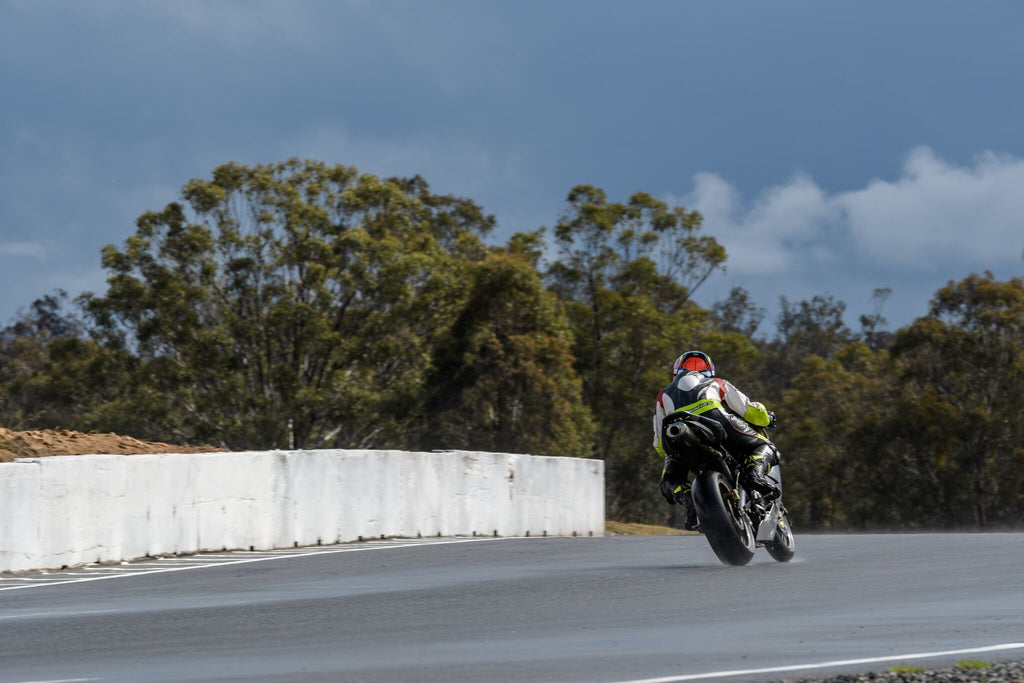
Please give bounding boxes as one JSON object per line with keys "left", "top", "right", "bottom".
{"left": 663, "top": 410, "right": 795, "bottom": 566}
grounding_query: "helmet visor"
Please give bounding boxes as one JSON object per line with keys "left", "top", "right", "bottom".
{"left": 680, "top": 356, "right": 711, "bottom": 374}
{"left": 674, "top": 351, "right": 715, "bottom": 377}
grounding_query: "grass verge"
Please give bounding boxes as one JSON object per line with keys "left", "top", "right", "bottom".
{"left": 955, "top": 659, "right": 991, "bottom": 670}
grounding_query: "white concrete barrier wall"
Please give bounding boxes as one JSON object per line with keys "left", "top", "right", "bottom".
{"left": 0, "top": 449, "right": 604, "bottom": 572}
{"left": 0, "top": 462, "right": 40, "bottom": 572}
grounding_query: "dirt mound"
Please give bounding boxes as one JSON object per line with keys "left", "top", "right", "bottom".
{"left": 0, "top": 427, "right": 225, "bottom": 463}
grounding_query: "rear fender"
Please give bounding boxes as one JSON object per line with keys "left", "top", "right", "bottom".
{"left": 690, "top": 470, "right": 715, "bottom": 516}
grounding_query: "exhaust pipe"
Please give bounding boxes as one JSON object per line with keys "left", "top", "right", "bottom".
{"left": 666, "top": 422, "right": 689, "bottom": 440}
{"left": 666, "top": 421, "right": 702, "bottom": 450}
{"left": 666, "top": 420, "right": 723, "bottom": 457}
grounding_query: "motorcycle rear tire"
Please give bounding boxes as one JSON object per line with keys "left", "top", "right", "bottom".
{"left": 692, "top": 470, "right": 756, "bottom": 566}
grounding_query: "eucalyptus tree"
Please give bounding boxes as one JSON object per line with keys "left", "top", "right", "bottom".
{"left": 888, "top": 273, "right": 1024, "bottom": 527}
{"left": 544, "top": 185, "right": 729, "bottom": 521}
{"left": 81, "top": 159, "right": 495, "bottom": 450}
{"left": 421, "top": 251, "right": 593, "bottom": 458}
{"left": 776, "top": 342, "right": 894, "bottom": 530}
{"left": 775, "top": 274, "right": 1024, "bottom": 530}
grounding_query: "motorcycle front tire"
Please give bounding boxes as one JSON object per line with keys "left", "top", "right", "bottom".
{"left": 692, "top": 470, "right": 756, "bottom": 566}
{"left": 764, "top": 505, "right": 796, "bottom": 562}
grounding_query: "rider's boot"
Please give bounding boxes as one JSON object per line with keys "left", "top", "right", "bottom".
{"left": 742, "top": 445, "right": 780, "bottom": 498}
{"left": 675, "top": 483, "right": 699, "bottom": 531}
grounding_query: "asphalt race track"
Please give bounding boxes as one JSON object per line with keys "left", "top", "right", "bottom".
{"left": 1, "top": 533, "right": 1022, "bottom": 682}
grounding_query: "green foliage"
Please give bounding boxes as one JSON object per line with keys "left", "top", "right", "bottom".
{"left": 888, "top": 665, "right": 924, "bottom": 674}
{"left": 545, "top": 185, "right": 726, "bottom": 522}
{"left": 1, "top": 161, "right": 1023, "bottom": 533}
{"left": 776, "top": 273, "right": 1024, "bottom": 530}
{"left": 955, "top": 659, "right": 991, "bottom": 670}
{"left": 761, "top": 293, "right": 854, "bottom": 397}
{"left": 80, "top": 160, "right": 488, "bottom": 450}
{"left": 2, "top": 160, "right": 592, "bottom": 463}
{"left": 0, "top": 291, "right": 141, "bottom": 434}
{"left": 777, "top": 343, "right": 894, "bottom": 529}
{"left": 859, "top": 287, "right": 894, "bottom": 350}
{"left": 886, "top": 273, "right": 1024, "bottom": 528}
{"left": 710, "top": 286, "right": 765, "bottom": 339}
{"left": 420, "top": 252, "right": 594, "bottom": 458}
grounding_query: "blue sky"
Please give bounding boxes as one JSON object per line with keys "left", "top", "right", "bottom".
{"left": 2, "top": 0, "right": 1023, "bottom": 336}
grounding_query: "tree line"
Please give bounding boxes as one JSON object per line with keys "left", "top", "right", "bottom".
{"left": 2, "top": 159, "right": 1021, "bottom": 530}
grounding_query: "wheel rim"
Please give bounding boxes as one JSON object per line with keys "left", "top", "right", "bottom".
{"left": 776, "top": 513, "right": 794, "bottom": 549}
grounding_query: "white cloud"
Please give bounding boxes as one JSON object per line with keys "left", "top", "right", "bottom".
{"left": 0, "top": 242, "right": 48, "bottom": 262}
{"left": 685, "top": 146, "right": 1024, "bottom": 276}
{"left": 683, "top": 172, "right": 840, "bottom": 276}
{"left": 838, "top": 147, "right": 1024, "bottom": 267}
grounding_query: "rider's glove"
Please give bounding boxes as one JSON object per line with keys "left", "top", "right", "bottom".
{"left": 767, "top": 410, "right": 778, "bottom": 430}
{"left": 660, "top": 479, "right": 678, "bottom": 505}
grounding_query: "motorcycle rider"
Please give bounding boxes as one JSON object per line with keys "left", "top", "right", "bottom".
{"left": 653, "top": 350, "right": 778, "bottom": 530}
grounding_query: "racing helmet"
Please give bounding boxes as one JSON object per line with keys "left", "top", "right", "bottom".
{"left": 672, "top": 350, "right": 715, "bottom": 378}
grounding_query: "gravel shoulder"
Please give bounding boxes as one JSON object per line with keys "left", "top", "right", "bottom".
{"left": 787, "top": 659, "right": 1024, "bottom": 682}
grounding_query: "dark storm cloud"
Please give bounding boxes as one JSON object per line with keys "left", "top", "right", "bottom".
{"left": 1, "top": 0, "right": 1022, "bottom": 330}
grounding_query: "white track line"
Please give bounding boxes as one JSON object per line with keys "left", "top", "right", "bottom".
{"left": 613, "top": 642, "right": 1024, "bottom": 682}
{"left": 0, "top": 609, "right": 115, "bottom": 621}
{"left": 0, "top": 537, "right": 497, "bottom": 592}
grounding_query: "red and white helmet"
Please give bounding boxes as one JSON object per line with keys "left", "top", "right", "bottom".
{"left": 672, "top": 350, "right": 715, "bottom": 378}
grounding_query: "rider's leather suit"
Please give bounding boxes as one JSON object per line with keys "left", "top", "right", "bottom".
{"left": 653, "top": 371, "right": 775, "bottom": 487}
